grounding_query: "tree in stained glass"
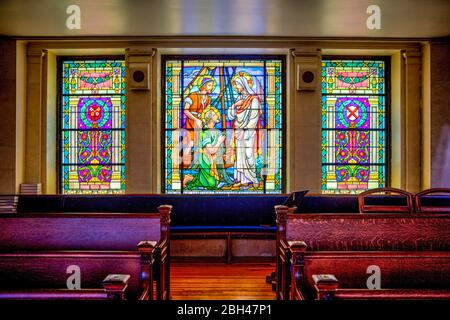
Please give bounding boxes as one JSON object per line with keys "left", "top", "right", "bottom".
{"left": 321, "top": 59, "right": 387, "bottom": 194}
{"left": 61, "top": 59, "right": 126, "bottom": 194}
{"left": 163, "top": 57, "right": 284, "bottom": 194}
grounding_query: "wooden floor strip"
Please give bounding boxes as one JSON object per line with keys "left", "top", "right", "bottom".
{"left": 170, "top": 262, "right": 276, "bottom": 300}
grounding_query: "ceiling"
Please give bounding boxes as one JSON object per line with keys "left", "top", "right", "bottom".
{"left": 1, "top": 0, "right": 449, "bottom": 38}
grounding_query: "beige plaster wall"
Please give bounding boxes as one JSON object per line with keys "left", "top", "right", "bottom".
{"left": 15, "top": 41, "right": 27, "bottom": 194}
{"left": 44, "top": 51, "right": 57, "bottom": 193}
{"left": 125, "top": 48, "right": 157, "bottom": 193}
{"left": 288, "top": 48, "right": 322, "bottom": 193}
{"left": 422, "top": 43, "right": 431, "bottom": 190}
{"left": 390, "top": 52, "right": 403, "bottom": 188}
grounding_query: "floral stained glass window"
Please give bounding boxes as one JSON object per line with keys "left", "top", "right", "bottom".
{"left": 60, "top": 58, "right": 126, "bottom": 194}
{"left": 321, "top": 58, "right": 388, "bottom": 194}
{"left": 163, "top": 56, "right": 285, "bottom": 194}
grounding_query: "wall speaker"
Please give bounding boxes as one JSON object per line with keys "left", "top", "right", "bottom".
{"left": 296, "top": 64, "right": 318, "bottom": 91}
{"left": 129, "top": 63, "right": 150, "bottom": 90}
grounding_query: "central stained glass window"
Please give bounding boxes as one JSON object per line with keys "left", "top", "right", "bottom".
{"left": 321, "top": 57, "right": 388, "bottom": 194}
{"left": 163, "top": 56, "right": 285, "bottom": 194}
{"left": 60, "top": 58, "right": 126, "bottom": 194}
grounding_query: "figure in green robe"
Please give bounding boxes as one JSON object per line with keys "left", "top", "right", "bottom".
{"left": 183, "top": 106, "right": 234, "bottom": 190}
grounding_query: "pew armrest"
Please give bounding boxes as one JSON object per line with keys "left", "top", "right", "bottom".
{"left": 312, "top": 274, "right": 339, "bottom": 300}
{"left": 288, "top": 241, "right": 307, "bottom": 252}
{"left": 102, "top": 274, "right": 131, "bottom": 300}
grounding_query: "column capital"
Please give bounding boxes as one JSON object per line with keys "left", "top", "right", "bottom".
{"left": 290, "top": 47, "right": 322, "bottom": 59}
{"left": 125, "top": 47, "right": 157, "bottom": 61}
{"left": 26, "top": 47, "right": 47, "bottom": 63}
{"left": 402, "top": 46, "right": 422, "bottom": 65}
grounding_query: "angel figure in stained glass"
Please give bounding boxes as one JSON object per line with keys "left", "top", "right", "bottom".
{"left": 183, "top": 106, "right": 234, "bottom": 190}
{"left": 182, "top": 75, "right": 216, "bottom": 167}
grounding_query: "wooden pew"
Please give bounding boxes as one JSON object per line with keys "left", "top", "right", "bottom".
{"left": 0, "top": 274, "right": 130, "bottom": 300}
{"left": 0, "top": 205, "right": 171, "bottom": 300}
{"left": 312, "top": 274, "right": 450, "bottom": 300}
{"left": 275, "top": 205, "right": 450, "bottom": 300}
{"left": 288, "top": 242, "right": 450, "bottom": 300}
{"left": 0, "top": 243, "right": 154, "bottom": 300}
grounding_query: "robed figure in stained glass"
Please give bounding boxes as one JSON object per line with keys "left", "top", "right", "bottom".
{"left": 227, "top": 72, "right": 263, "bottom": 189}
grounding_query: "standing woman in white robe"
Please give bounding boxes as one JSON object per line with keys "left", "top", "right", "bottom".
{"left": 227, "top": 73, "right": 262, "bottom": 188}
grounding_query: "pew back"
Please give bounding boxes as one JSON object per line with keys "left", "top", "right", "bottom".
{"left": 303, "top": 251, "right": 450, "bottom": 289}
{"left": 415, "top": 188, "right": 450, "bottom": 213}
{"left": 312, "top": 274, "right": 450, "bottom": 300}
{"left": 0, "top": 205, "right": 171, "bottom": 300}
{"left": 297, "top": 251, "right": 450, "bottom": 300}
{"left": 358, "top": 188, "right": 414, "bottom": 213}
{"left": 275, "top": 205, "right": 450, "bottom": 300}
{"left": 285, "top": 213, "right": 450, "bottom": 251}
{"left": 0, "top": 251, "right": 143, "bottom": 300}
{"left": 0, "top": 213, "right": 161, "bottom": 251}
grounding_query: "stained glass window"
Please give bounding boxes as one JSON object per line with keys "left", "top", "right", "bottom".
{"left": 60, "top": 58, "right": 126, "bottom": 194}
{"left": 163, "top": 56, "right": 285, "bottom": 194}
{"left": 321, "top": 58, "right": 388, "bottom": 194}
